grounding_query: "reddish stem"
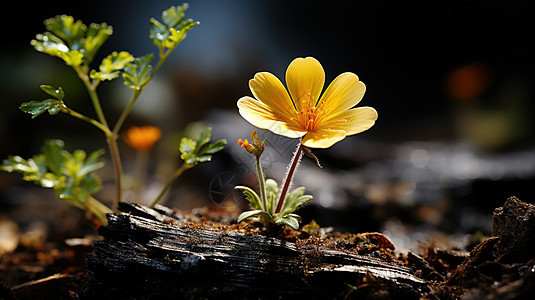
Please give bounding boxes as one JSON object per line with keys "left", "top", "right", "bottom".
{"left": 275, "top": 143, "right": 303, "bottom": 214}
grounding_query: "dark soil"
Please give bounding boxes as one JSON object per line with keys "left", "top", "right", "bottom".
{"left": 1, "top": 197, "right": 534, "bottom": 299}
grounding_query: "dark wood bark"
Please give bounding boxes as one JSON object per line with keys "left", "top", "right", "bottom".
{"left": 87, "top": 202, "right": 429, "bottom": 299}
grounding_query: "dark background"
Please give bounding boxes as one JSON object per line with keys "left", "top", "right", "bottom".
{"left": 1, "top": 0, "right": 534, "bottom": 247}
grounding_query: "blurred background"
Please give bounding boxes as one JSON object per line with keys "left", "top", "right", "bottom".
{"left": 1, "top": 0, "right": 534, "bottom": 251}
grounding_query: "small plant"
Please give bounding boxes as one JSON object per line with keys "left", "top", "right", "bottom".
{"left": 236, "top": 57, "right": 378, "bottom": 230}
{"left": 236, "top": 131, "right": 313, "bottom": 230}
{"left": 1, "top": 3, "right": 226, "bottom": 226}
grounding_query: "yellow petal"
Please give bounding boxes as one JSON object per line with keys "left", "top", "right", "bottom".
{"left": 237, "top": 96, "right": 306, "bottom": 138}
{"left": 317, "top": 72, "right": 365, "bottom": 115}
{"left": 286, "top": 57, "right": 325, "bottom": 112}
{"left": 249, "top": 72, "right": 297, "bottom": 122}
{"left": 301, "top": 129, "right": 346, "bottom": 148}
{"left": 320, "top": 107, "right": 378, "bottom": 135}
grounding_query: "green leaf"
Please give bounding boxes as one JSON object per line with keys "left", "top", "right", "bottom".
{"left": 149, "top": 3, "right": 199, "bottom": 50}
{"left": 179, "top": 137, "right": 197, "bottom": 156}
{"left": 275, "top": 216, "right": 300, "bottom": 230}
{"left": 40, "top": 85, "right": 64, "bottom": 100}
{"left": 83, "top": 22, "right": 113, "bottom": 64}
{"left": 237, "top": 210, "right": 265, "bottom": 223}
{"left": 122, "top": 54, "right": 154, "bottom": 90}
{"left": 235, "top": 185, "right": 262, "bottom": 210}
{"left": 57, "top": 50, "right": 84, "bottom": 66}
{"left": 195, "top": 127, "right": 212, "bottom": 152}
{"left": 161, "top": 4, "right": 187, "bottom": 28}
{"left": 90, "top": 51, "right": 134, "bottom": 81}
{"left": 0, "top": 155, "right": 60, "bottom": 189}
{"left": 44, "top": 15, "right": 86, "bottom": 50}
{"left": 201, "top": 139, "right": 227, "bottom": 155}
{"left": 41, "top": 139, "right": 66, "bottom": 176}
{"left": 280, "top": 186, "right": 313, "bottom": 215}
{"left": 20, "top": 99, "right": 65, "bottom": 119}
{"left": 32, "top": 15, "right": 112, "bottom": 66}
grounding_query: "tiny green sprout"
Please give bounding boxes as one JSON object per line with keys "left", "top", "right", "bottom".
{"left": 235, "top": 131, "right": 312, "bottom": 230}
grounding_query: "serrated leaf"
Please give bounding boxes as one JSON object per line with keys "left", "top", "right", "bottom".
{"left": 44, "top": 15, "right": 86, "bottom": 50}
{"left": 90, "top": 51, "right": 134, "bottom": 81}
{"left": 235, "top": 185, "right": 262, "bottom": 210}
{"left": 237, "top": 210, "right": 265, "bottom": 223}
{"left": 1, "top": 155, "right": 59, "bottom": 188}
{"left": 123, "top": 54, "right": 154, "bottom": 90}
{"left": 35, "top": 15, "right": 112, "bottom": 66}
{"left": 19, "top": 99, "right": 65, "bottom": 119}
{"left": 149, "top": 4, "right": 198, "bottom": 50}
{"left": 275, "top": 216, "right": 300, "bottom": 230}
{"left": 149, "top": 19, "right": 167, "bottom": 47}
{"left": 83, "top": 22, "right": 113, "bottom": 64}
{"left": 40, "top": 85, "right": 64, "bottom": 100}
{"left": 195, "top": 127, "right": 212, "bottom": 152}
{"left": 280, "top": 187, "right": 312, "bottom": 215}
{"left": 179, "top": 137, "right": 197, "bottom": 156}
{"left": 90, "top": 70, "right": 119, "bottom": 81}
{"left": 162, "top": 4, "right": 187, "bottom": 28}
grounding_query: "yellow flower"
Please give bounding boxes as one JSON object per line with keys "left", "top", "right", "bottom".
{"left": 124, "top": 125, "right": 162, "bottom": 151}
{"left": 237, "top": 57, "right": 378, "bottom": 148}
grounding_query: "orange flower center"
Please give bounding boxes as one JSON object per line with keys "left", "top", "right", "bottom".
{"left": 295, "top": 93, "right": 327, "bottom": 132}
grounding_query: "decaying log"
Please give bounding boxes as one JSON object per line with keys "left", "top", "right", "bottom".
{"left": 87, "top": 202, "right": 429, "bottom": 299}
{"left": 492, "top": 196, "right": 535, "bottom": 262}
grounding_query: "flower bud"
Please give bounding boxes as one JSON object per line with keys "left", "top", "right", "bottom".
{"left": 238, "top": 130, "right": 265, "bottom": 157}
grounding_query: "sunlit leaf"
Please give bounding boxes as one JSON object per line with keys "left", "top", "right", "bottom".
{"left": 19, "top": 99, "right": 65, "bottom": 119}
{"left": 235, "top": 185, "right": 262, "bottom": 210}
{"left": 162, "top": 4, "right": 187, "bottom": 28}
{"left": 41, "top": 139, "right": 67, "bottom": 176}
{"left": 122, "top": 54, "right": 154, "bottom": 90}
{"left": 275, "top": 215, "right": 300, "bottom": 230}
{"left": 90, "top": 51, "right": 134, "bottom": 81}
{"left": 83, "top": 22, "right": 113, "bottom": 64}
{"left": 280, "top": 186, "right": 312, "bottom": 215}
{"left": 44, "top": 15, "right": 85, "bottom": 50}
{"left": 237, "top": 210, "right": 265, "bottom": 223}
{"left": 40, "top": 85, "right": 64, "bottom": 100}
{"left": 149, "top": 3, "right": 198, "bottom": 50}
{"left": 32, "top": 15, "right": 112, "bottom": 66}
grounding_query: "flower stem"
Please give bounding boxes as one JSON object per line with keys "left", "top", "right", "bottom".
{"left": 149, "top": 163, "right": 193, "bottom": 208}
{"left": 255, "top": 156, "right": 267, "bottom": 211}
{"left": 275, "top": 141, "right": 303, "bottom": 214}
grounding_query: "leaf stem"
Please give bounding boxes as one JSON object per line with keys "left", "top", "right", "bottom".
{"left": 112, "top": 89, "right": 142, "bottom": 136}
{"left": 85, "top": 196, "right": 113, "bottom": 226}
{"left": 63, "top": 107, "right": 112, "bottom": 136}
{"left": 149, "top": 163, "right": 193, "bottom": 208}
{"left": 108, "top": 135, "right": 123, "bottom": 208}
{"left": 74, "top": 65, "right": 108, "bottom": 128}
{"left": 275, "top": 142, "right": 303, "bottom": 214}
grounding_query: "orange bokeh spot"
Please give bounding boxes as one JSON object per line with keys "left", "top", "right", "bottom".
{"left": 124, "top": 125, "right": 162, "bottom": 151}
